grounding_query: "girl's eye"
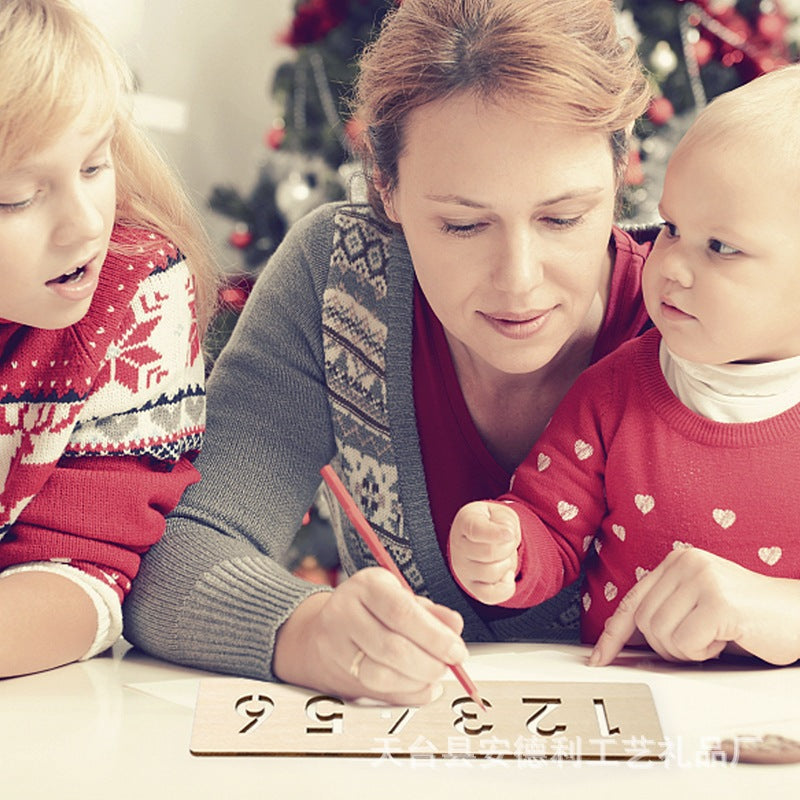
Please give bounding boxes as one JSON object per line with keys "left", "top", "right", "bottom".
{"left": 709, "top": 239, "right": 741, "bottom": 256}
{"left": 83, "top": 161, "right": 111, "bottom": 177}
{"left": 441, "top": 221, "right": 485, "bottom": 238}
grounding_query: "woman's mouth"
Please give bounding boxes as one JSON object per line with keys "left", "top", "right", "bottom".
{"left": 480, "top": 308, "right": 554, "bottom": 340}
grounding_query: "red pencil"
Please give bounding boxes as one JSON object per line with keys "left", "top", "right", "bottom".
{"left": 320, "top": 464, "right": 485, "bottom": 710}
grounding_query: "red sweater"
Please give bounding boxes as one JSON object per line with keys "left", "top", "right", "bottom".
{"left": 0, "top": 225, "right": 204, "bottom": 606}
{"left": 501, "top": 327, "right": 800, "bottom": 642}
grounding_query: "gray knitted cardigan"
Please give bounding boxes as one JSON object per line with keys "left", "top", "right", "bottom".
{"left": 124, "top": 202, "right": 579, "bottom": 680}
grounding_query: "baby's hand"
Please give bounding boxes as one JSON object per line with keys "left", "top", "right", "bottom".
{"left": 449, "top": 501, "right": 521, "bottom": 605}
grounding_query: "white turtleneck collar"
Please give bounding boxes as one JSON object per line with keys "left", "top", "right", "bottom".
{"left": 660, "top": 340, "right": 800, "bottom": 423}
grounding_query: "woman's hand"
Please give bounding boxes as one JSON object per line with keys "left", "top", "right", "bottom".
{"left": 448, "top": 501, "right": 521, "bottom": 605}
{"left": 273, "top": 567, "right": 468, "bottom": 706}
{"left": 590, "top": 547, "right": 800, "bottom": 667}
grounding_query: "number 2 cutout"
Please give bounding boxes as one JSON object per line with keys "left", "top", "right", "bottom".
{"left": 523, "top": 697, "right": 567, "bottom": 737}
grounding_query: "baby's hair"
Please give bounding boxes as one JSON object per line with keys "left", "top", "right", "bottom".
{"left": 676, "top": 64, "right": 800, "bottom": 182}
{"left": 350, "top": 0, "right": 651, "bottom": 224}
{"left": 0, "top": 0, "right": 218, "bottom": 331}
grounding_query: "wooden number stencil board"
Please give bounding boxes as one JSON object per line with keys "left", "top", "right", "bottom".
{"left": 191, "top": 679, "right": 666, "bottom": 761}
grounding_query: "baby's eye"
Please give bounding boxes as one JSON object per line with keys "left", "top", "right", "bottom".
{"left": 709, "top": 239, "right": 741, "bottom": 256}
{"left": 660, "top": 221, "right": 678, "bottom": 238}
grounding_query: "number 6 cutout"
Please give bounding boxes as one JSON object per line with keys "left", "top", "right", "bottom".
{"left": 235, "top": 694, "right": 275, "bottom": 734}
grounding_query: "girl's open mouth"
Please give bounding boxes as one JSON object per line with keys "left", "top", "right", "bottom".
{"left": 45, "top": 257, "right": 99, "bottom": 303}
{"left": 49, "top": 264, "right": 87, "bottom": 285}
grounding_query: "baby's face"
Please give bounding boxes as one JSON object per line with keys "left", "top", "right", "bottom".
{"left": 642, "top": 136, "right": 800, "bottom": 365}
{"left": 0, "top": 113, "right": 116, "bottom": 329}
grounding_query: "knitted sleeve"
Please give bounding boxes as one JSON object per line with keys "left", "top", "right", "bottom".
{"left": 124, "top": 203, "right": 343, "bottom": 681}
{"left": 497, "top": 351, "right": 625, "bottom": 607}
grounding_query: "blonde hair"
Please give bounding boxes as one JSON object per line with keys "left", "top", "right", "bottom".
{"left": 674, "top": 64, "right": 800, "bottom": 177}
{"left": 0, "top": 0, "right": 218, "bottom": 331}
{"left": 351, "top": 0, "right": 651, "bottom": 224}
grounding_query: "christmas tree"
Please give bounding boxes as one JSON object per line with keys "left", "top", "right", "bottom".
{"left": 209, "top": 0, "right": 396, "bottom": 275}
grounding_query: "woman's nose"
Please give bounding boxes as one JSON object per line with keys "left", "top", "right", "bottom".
{"left": 493, "top": 228, "right": 544, "bottom": 293}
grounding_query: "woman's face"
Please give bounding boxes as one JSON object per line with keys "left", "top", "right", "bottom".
{"left": 384, "top": 92, "right": 617, "bottom": 380}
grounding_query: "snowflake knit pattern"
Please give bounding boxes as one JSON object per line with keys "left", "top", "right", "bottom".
{"left": 0, "top": 224, "right": 205, "bottom": 541}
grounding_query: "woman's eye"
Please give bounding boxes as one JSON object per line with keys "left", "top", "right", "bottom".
{"left": 709, "top": 239, "right": 740, "bottom": 256}
{"left": 542, "top": 215, "right": 582, "bottom": 229}
{"left": 441, "top": 221, "right": 484, "bottom": 238}
{"left": 0, "top": 197, "right": 33, "bottom": 213}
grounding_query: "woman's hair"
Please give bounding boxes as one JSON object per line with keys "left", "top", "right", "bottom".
{"left": 351, "top": 0, "right": 651, "bottom": 223}
{"left": 0, "top": 0, "right": 217, "bottom": 330}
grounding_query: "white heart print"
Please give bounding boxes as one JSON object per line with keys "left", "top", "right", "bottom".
{"left": 582, "top": 593, "right": 591, "bottom": 611}
{"left": 604, "top": 582, "right": 618, "bottom": 601}
{"left": 758, "top": 546, "right": 782, "bottom": 566}
{"left": 612, "top": 524, "right": 626, "bottom": 541}
{"left": 537, "top": 452, "right": 551, "bottom": 472}
{"left": 574, "top": 439, "right": 594, "bottom": 461}
{"left": 634, "top": 566, "right": 649, "bottom": 581}
{"left": 634, "top": 494, "right": 655, "bottom": 515}
{"left": 557, "top": 501, "right": 579, "bottom": 521}
{"left": 582, "top": 535, "right": 592, "bottom": 553}
{"left": 712, "top": 508, "right": 736, "bottom": 529}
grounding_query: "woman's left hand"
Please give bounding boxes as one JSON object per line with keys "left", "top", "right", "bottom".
{"left": 589, "top": 547, "right": 800, "bottom": 667}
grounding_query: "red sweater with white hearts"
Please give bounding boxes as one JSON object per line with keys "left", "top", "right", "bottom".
{"left": 498, "top": 328, "right": 800, "bottom": 643}
{"left": 0, "top": 224, "right": 204, "bottom": 604}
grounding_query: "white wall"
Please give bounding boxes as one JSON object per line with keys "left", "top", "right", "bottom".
{"left": 77, "top": 0, "right": 296, "bottom": 270}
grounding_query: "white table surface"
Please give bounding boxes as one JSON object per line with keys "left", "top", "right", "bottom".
{"left": 3, "top": 640, "right": 798, "bottom": 799}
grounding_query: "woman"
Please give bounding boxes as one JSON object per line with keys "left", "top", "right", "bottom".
{"left": 125, "top": 0, "right": 653, "bottom": 704}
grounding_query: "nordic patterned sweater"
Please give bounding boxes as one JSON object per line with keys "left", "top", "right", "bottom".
{"left": 124, "top": 202, "right": 650, "bottom": 681}
{"left": 0, "top": 224, "right": 205, "bottom": 658}
{"left": 498, "top": 327, "right": 800, "bottom": 643}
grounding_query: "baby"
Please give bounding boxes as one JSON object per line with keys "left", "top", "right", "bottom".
{"left": 449, "top": 64, "right": 800, "bottom": 667}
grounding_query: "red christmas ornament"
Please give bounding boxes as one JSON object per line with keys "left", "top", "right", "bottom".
{"left": 757, "top": 12, "right": 788, "bottom": 44}
{"left": 280, "top": 0, "right": 349, "bottom": 47}
{"left": 623, "top": 148, "right": 644, "bottom": 186}
{"left": 219, "top": 286, "right": 250, "bottom": 311}
{"left": 646, "top": 96, "right": 674, "bottom": 126}
{"left": 693, "top": 36, "right": 715, "bottom": 67}
{"left": 265, "top": 125, "right": 286, "bottom": 150}
{"left": 228, "top": 228, "right": 253, "bottom": 249}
